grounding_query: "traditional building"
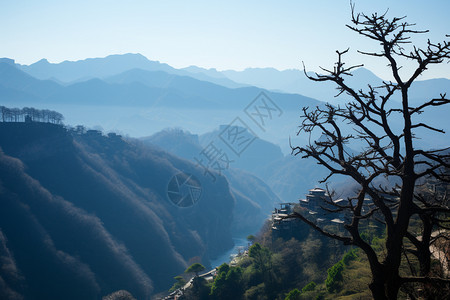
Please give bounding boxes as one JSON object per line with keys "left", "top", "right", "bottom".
{"left": 271, "top": 203, "right": 303, "bottom": 240}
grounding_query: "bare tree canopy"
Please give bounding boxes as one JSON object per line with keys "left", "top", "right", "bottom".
{"left": 291, "top": 5, "right": 449, "bottom": 300}
{"left": 0, "top": 106, "right": 64, "bottom": 124}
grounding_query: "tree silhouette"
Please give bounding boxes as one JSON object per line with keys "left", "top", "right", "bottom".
{"left": 0, "top": 106, "right": 64, "bottom": 124}
{"left": 246, "top": 234, "right": 256, "bottom": 245}
{"left": 291, "top": 6, "right": 450, "bottom": 300}
{"left": 185, "top": 263, "right": 205, "bottom": 277}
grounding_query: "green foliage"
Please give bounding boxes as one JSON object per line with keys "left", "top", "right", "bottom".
{"left": 342, "top": 249, "right": 358, "bottom": 266}
{"left": 247, "top": 234, "right": 256, "bottom": 244}
{"left": 226, "top": 266, "right": 243, "bottom": 283}
{"left": 302, "top": 281, "right": 316, "bottom": 292}
{"left": 217, "top": 263, "right": 230, "bottom": 275}
{"left": 185, "top": 277, "right": 210, "bottom": 300}
{"left": 248, "top": 243, "right": 272, "bottom": 272}
{"left": 248, "top": 242, "right": 278, "bottom": 295}
{"left": 271, "top": 238, "right": 303, "bottom": 285}
{"left": 357, "top": 221, "right": 385, "bottom": 245}
{"left": 243, "top": 283, "right": 266, "bottom": 300}
{"left": 237, "top": 256, "right": 253, "bottom": 268}
{"left": 168, "top": 275, "right": 186, "bottom": 292}
{"left": 248, "top": 243, "right": 262, "bottom": 257}
{"left": 325, "top": 261, "right": 344, "bottom": 293}
{"left": 242, "top": 263, "right": 263, "bottom": 287}
{"left": 210, "top": 264, "right": 244, "bottom": 299}
{"left": 205, "top": 222, "right": 380, "bottom": 299}
{"left": 199, "top": 232, "right": 349, "bottom": 299}
{"left": 360, "top": 231, "right": 369, "bottom": 244}
{"left": 371, "top": 236, "right": 386, "bottom": 255}
{"left": 330, "top": 252, "right": 373, "bottom": 298}
{"left": 285, "top": 288, "right": 301, "bottom": 300}
{"left": 234, "top": 233, "right": 348, "bottom": 299}
{"left": 323, "top": 249, "right": 359, "bottom": 293}
{"left": 185, "top": 263, "right": 206, "bottom": 276}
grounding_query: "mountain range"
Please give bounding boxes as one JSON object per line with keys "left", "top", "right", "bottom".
{"left": 142, "top": 127, "right": 328, "bottom": 204}
{"left": 12, "top": 53, "right": 448, "bottom": 106}
{"left": 0, "top": 58, "right": 321, "bottom": 111}
{"left": 1, "top": 52, "right": 449, "bottom": 197}
{"left": 1, "top": 53, "right": 449, "bottom": 197}
{"left": 4, "top": 53, "right": 448, "bottom": 107}
{"left": 142, "top": 128, "right": 282, "bottom": 234}
{"left": 0, "top": 120, "right": 284, "bottom": 298}
{"left": 14, "top": 54, "right": 244, "bottom": 89}
{"left": 0, "top": 52, "right": 449, "bottom": 299}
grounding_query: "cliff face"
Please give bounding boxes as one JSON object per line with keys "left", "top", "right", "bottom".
{"left": 0, "top": 122, "right": 235, "bottom": 299}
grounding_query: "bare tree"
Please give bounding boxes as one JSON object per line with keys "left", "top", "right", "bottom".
{"left": 0, "top": 106, "right": 7, "bottom": 122}
{"left": 290, "top": 6, "right": 450, "bottom": 300}
{"left": 0, "top": 106, "right": 64, "bottom": 124}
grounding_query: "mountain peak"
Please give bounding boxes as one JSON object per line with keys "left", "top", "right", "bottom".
{"left": 0, "top": 58, "right": 16, "bottom": 66}
{"left": 104, "top": 53, "right": 149, "bottom": 62}
{"left": 35, "top": 58, "right": 50, "bottom": 64}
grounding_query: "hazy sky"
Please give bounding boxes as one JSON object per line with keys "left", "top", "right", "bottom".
{"left": 1, "top": 0, "right": 449, "bottom": 80}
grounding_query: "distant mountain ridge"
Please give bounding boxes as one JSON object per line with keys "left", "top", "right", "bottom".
{"left": 16, "top": 53, "right": 245, "bottom": 89}
{"left": 10, "top": 53, "right": 449, "bottom": 107}
{"left": 1, "top": 53, "right": 448, "bottom": 149}
{"left": 0, "top": 59, "right": 322, "bottom": 111}
{"left": 0, "top": 62, "right": 63, "bottom": 100}
{"left": 222, "top": 66, "right": 450, "bottom": 105}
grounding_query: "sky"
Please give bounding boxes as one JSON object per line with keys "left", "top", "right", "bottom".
{"left": 1, "top": 0, "right": 449, "bottom": 80}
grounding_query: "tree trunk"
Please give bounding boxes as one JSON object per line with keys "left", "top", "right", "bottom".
{"left": 369, "top": 265, "right": 402, "bottom": 300}
{"left": 386, "top": 275, "right": 401, "bottom": 300}
{"left": 369, "top": 279, "right": 388, "bottom": 300}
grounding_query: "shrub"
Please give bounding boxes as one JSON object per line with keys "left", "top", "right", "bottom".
{"left": 284, "top": 288, "right": 301, "bottom": 300}
{"left": 325, "top": 261, "right": 344, "bottom": 292}
{"left": 302, "top": 281, "right": 316, "bottom": 293}
{"left": 342, "top": 249, "right": 358, "bottom": 265}
{"left": 169, "top": 275, "right": 186, "bottom": 292}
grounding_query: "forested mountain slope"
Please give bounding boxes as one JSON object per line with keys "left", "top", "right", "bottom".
{"left": 0, "top": 122, "right": 237, "bottom": 299}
